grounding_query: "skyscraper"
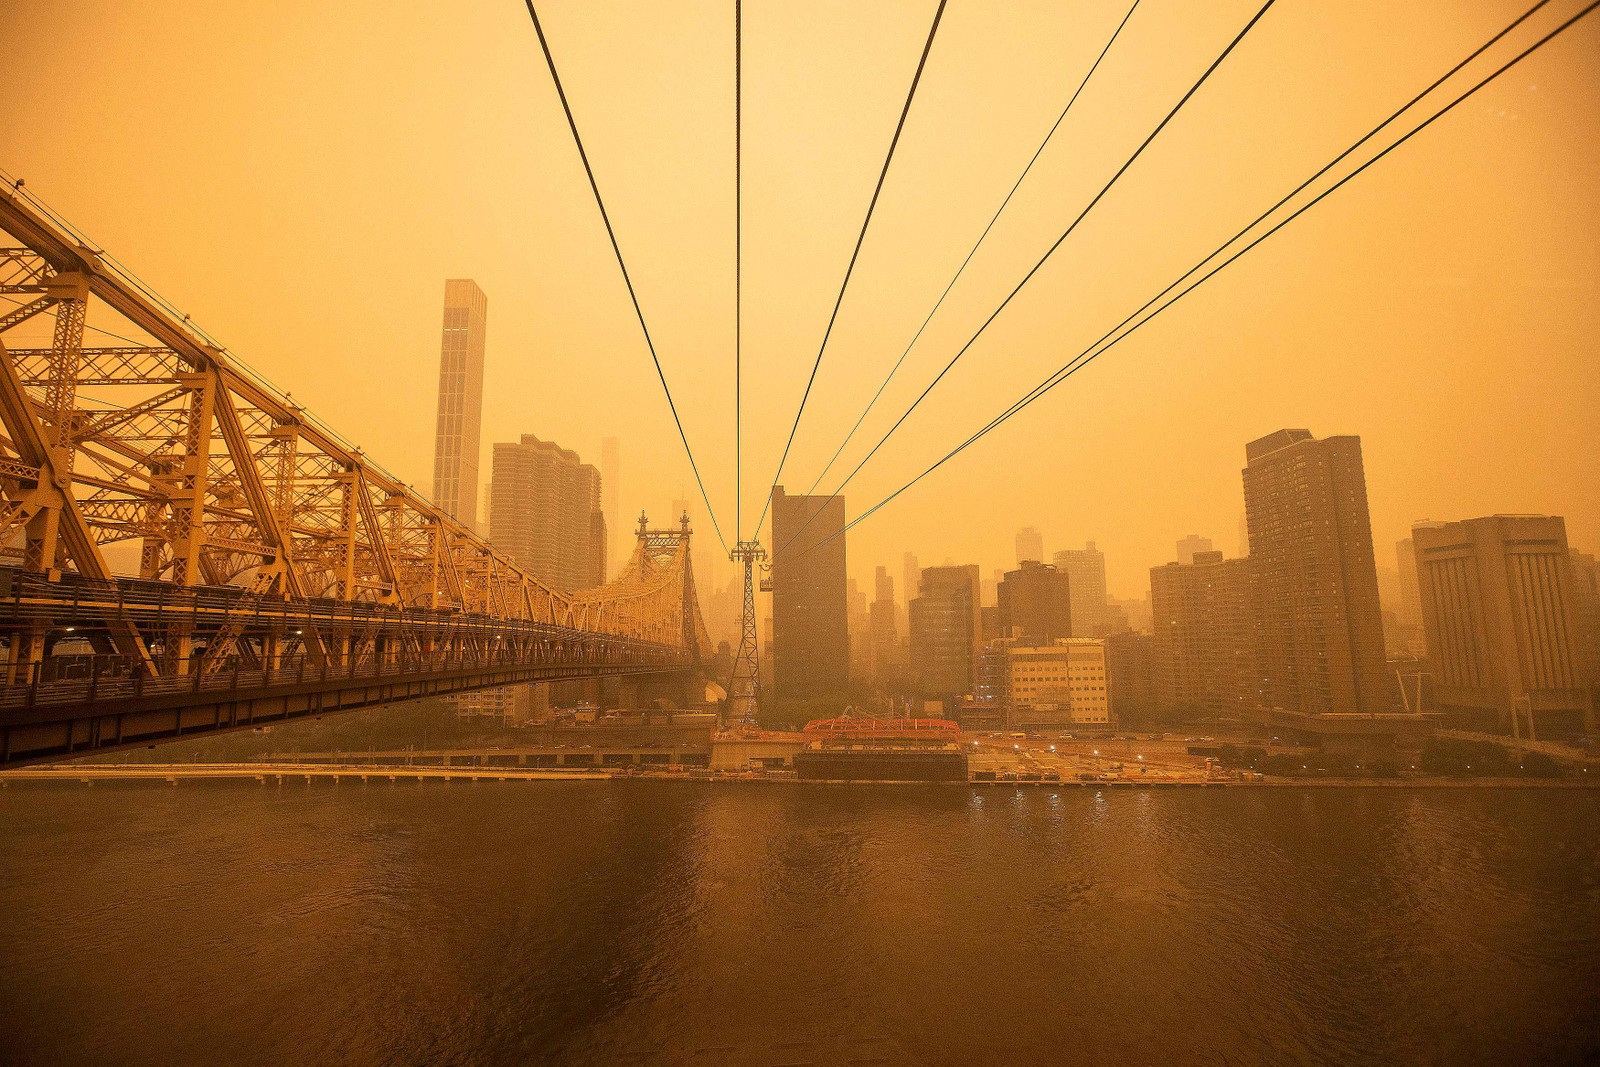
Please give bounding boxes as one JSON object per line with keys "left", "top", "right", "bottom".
{"left": 1016, "top": 526, "right": 1043, "bottom": 565}
{"left": 488, "top": 435, "right": 604, "bottom": 594}
{"left": 601, "top": 437, "right": 620, "bottom": 577}
{"left": 1414, "top": 515, "right": 1595, "bottom": 734}
{"left": 1150, "top": 551, "right": 1257, "bottom": 716}
{"left": 1053, "top": 543, "right": 1110, "bottom": 638}
{"left": 1395, "top": 538, "right": 1423, "bottom": 626}
{"left": 770, "top": 487, "right": 849, "bottom": 704}
{"left": 909, "top": 564, "right": 982, "bottom": 706}
{"left": 432, "top": 279, "right": 486, "bottom": 529}
{"left": 997, "top": 559, "right": 1072, "bottom": 644}
{"left": 1175, "top": 534, "right": 1214, "bottom": 565}
{"left": 847, "top": 578, "right": 871, "bottom": 680}
{"left": 1242, "top": 429, "right": 1387, "bottom": 713}
{"left": 869, "top": 566, "right": 901, "bottom": 682}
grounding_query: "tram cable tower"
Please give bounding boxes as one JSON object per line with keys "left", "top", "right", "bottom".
{"left": 726, "top": 539, "right": 766, "bottom": 726}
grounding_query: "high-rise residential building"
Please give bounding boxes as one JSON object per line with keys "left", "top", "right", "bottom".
{"left": 1006, "top": 639, "right": 1112, "bottom": 730}
{"left": 997, "top": 560, "right": 1072, "bottom": 644}
{"left": 1237, "top": 512, "right": 1250, "bottom": 558}
{"left": 601, "top": 437, "right": 621, "bottom": 576}
{"left": 433, "top": 279, "right": 487, "bottom": 529}
{"left": 770, "top": 487, "right": 849, "bottom": 703}
{"left": 488, "top": 435, "right": 605, "bottom": 594}
{"left": 1242, "top": 429, "right": 1387, "bottom": 714}
{"left": 1105, "top": 630, "right": 1157, "bottom": 724}
{"left": 1414, "top": 515, "right": 1595, "bottom": 734}
{"left": 1176, "top": 534, "right": 1214, "bottom": 566}
{"left": 1016, "top": 526, "right": 1044, "bottom": 565}
{"left": 1150, "top": 551, "right": 1257, "bottom": 716}
{"left": 909, "top": 564, "right": 982, "bottom": 705}
{"left": 869, "top": 566, "right": 901, "bottom": 682}
{"left": 1053, "top": 542, "right": 1111, "bottom": 638}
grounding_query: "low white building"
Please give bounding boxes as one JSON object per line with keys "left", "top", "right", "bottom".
{"left": 1006, "top": 638, "right": 1110, "bottom": 728}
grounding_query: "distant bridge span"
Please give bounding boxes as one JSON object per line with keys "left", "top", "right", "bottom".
{"left": 0, "top": 187, "right": 711, "bottom": 766}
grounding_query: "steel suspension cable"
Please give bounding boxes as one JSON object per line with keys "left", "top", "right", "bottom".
{"left": 774, "top": 0, "right": 1273, "bottom": 560}
{"left": 790, "top": 0, "right": 1143, "bottom": 509}
{"left": 802, "top": 0, "right": 1599, "bottom": 558}
{"left": 520, "top": 0, "right": 728, "bottom": 552}
{"left": 735, "top": 0, "right": 744, "bottom": 545}
{"left": 752, "top": 0, "right": 950, "bottom": 542}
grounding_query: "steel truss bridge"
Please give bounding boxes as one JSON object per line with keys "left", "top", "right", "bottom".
{"left": 0, "top": 188, "right": 712, "bottom": 767}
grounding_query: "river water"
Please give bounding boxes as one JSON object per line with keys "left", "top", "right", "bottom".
{"left": 2, "top": 782, "right": 1598, "bottom": 1066}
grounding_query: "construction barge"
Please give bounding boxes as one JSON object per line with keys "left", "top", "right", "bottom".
{"left": 793, "top": 715, "right": 968, "bottom": 783}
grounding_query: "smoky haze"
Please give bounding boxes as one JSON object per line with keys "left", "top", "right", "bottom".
{"left": 2, "top": 0, "right": 1596, "bottom": 600}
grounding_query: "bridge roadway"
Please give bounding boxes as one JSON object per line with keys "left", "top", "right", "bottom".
{"left": 0, "top": 568, "right": 691, "bottom": 767}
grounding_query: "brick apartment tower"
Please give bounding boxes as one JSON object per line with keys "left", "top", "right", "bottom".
{"left": 1242, "top": 429, "right": 1388, "bottom": 713}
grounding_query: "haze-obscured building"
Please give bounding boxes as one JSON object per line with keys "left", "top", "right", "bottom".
{"left": 1391, "top": 536, "right": 1426, "bottom": 655}
{"left": 869, "top": 566, "right": 903, "bottom": 684}
{"left": 433, "top": 279, "right": 486, "bottom": 530}
{"left": 601, "top": 437, "right": 621, "bottom": 577}
{"left": 489, "top": 435, "right": 605, "bottom": 594}
{"left": 1176, "top": 534, "right": 1213, "bottom": 566}
{"left": 996, "top": 559, "right": 1072, "bottom": 644}
{"left": 1414, "top": 515, "right": 1595, "bottom": 735}
{"left": 1053, "top": 542, "right": 1111, "bottom": 638}
{"left": 1243, "top": 429, "right": 1387, "bottom": 713}
{"left": 1016, "top": 526, "right": 1044, "bottom": 565}
{"left": 1150, "top": 551, "right": 1257, "bottom": 717}
{"left": 1106, "top": 630, "right": 1157, "bottom": 725}
{"left": 909, "top": 564, "right": 982, "bottom": 707}
{"left": 770, "top": 487, "right": 849, "bottom": 704}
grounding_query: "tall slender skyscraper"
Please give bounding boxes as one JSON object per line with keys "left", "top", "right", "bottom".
{"left": 433, "top": 279, "right": 486, "bottom": 529}
{"left": 1243, "top": 429, "right": 1387, "bottom": 713}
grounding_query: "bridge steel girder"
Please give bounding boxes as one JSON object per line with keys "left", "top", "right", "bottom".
{"left": 0, "top": 187, "right": 714, "bottom": 751}
{"left": 0, "top": 659, "right": 689, "bottom": 767}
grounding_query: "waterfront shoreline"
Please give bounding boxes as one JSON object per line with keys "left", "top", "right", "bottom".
{"left": 2, "top": 764, "right": 1596, "bottom": 789}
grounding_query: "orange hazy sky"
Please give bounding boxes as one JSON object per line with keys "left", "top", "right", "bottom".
{"left": 3, "top": 0, "right": 1597, "bottom": 601}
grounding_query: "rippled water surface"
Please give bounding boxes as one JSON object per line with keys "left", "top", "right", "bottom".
{"left": 3, "top": 782, "right": 1598, "bottom": 1065}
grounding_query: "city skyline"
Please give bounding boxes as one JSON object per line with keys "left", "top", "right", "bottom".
{"left": 4, "top": 4, "right": 1600, "bottom": 1063}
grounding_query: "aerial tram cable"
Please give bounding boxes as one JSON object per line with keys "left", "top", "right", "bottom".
{"left": 789, "top": 0, "right": 1144, "bottom": 511}
{"left": 795, "top": 0, "right": 1599, "bottom": 559}
{"left": 520, "top": 0, "right": 728, "bottom": 552}
{"left": 774, "top": 0, "right": 1274, "bottom": 560}
{"left": 752, "top": 0, "right": 950, "bottom": 543}
{"left": 735, "top": 0, "right": 745, "bottom": 543}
